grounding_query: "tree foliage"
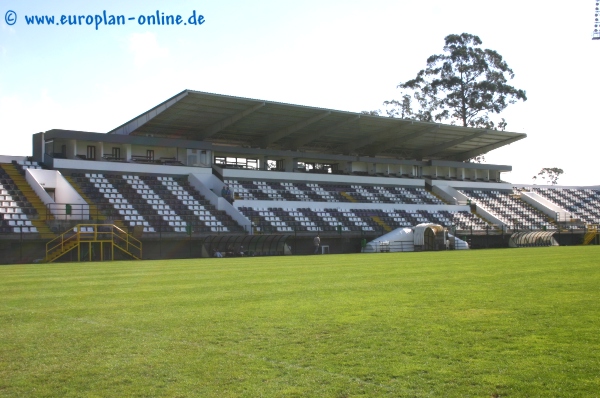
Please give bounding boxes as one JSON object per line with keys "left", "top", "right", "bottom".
{"left": 393, "top": 33, "right": 527, "bottom": 130}
{"left": 360, "top": 110, "right": 381, "bottom": 116}
{"left": 533, "top": 168, "right": 564, "bottom": 185}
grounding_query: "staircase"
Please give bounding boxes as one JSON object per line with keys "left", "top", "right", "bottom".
{"left": 65, "top": 175, "right": 126, "bottom": 230}
{"left": 429, "top": 189, "right": 450, "bottom": 205}
{"left": 340, "top": 192, "right": 356, "bottom": 202}
{"left": 65, "top": 176, "right": 103, "bottom": 219}
{"left": 371, "top": 215, "right": 392, "bottom": 233}
{"left": 476, "top": 213, "right": 496, "bottom": 230}
{"left": 583, "top": 225, "right": 598, "bottom": 245}
{"left": 0, "top": 163, "right": 55, "bottom": 239}
{"left": 45, "top": 224, "right": 142, "bottom": 263}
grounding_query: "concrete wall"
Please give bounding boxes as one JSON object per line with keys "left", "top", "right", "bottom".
{"left": 189, "top": 173, "right": 252, "bottom": 232}
{"left": 27, "top": 169, "right": 89, "bottom": 220}
{"left": 222, "top": 169, "right": 425, "bottom": 187}
{"left": 50, "top": 158, "right": 213, "bottom": 176}
{"left": 25, "top": 169, "right": 54, "bottom": 206}
{"left": 432, "top": 185, "right": 469, "bottom": 205}
{"left": 474, "top": 205, "right": 506, "bottom": 227}
{"left": 520, "top": 191, "right": 569, "bottom": 220}
{"left": 0, "top": 239, "right": 47, "bottom": 264}
{"left": 430, "top": 179, "right": 513, "bottom": 190}
{"left": 233, "top": 199, "right": 470, "bottom": 213}
{"left": 429, "top": 181, "right": 508, "bottom": 226}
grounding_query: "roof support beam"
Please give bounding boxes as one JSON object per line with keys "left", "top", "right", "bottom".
{"left": 199, "top": 102, "right": 266, "bottom": 139}
{"left": 449, "top": 134, "right": 527, "bottom": 161}
{"left": 397, "top": 125, "right": 439, "bottom": 143}
{"left": 420, "top": 130, "right": 488, "bottom": 157}
{"left": 385, "top": 125, "right": 439, "bottom": 153}
{"left": 261, "top": 111, "right": 331, "bottom": 147}
{"left": 109, "top": 90, "right": 189, "bottom": 136}
{"left": 380, "top": 125, "right": 440, "bottom": 159}
{"left": 289, "top": 115, "right": 360, "bottom": 150}
{"left": 342, "top": 121, "right": 414, "bottom": 154}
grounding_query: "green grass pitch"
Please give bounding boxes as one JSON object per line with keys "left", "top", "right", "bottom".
{"left": 1, "top": 247, "right": 599, "bottom": 397}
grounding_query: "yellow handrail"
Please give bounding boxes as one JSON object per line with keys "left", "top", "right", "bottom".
{"left": 45, "top": 224, "right": 142, "bottom": 262}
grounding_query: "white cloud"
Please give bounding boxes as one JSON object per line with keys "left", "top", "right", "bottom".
{"left": 128, "top": 32, "right": 169, "bottom": 68}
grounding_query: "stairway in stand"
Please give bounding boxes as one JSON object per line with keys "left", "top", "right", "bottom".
{"left": 64, "top": 175, "right": 126, "bottom": 230}
{"left": 340, "top": 191, "right": 356, "bottom": 202}
{"left": 371, "top": 215, "right": 392, "bottom": 233}
{"left": 1, "top": 163, "right": 55, "bottom": 239}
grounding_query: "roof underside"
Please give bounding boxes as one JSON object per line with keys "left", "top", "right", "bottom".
{"left": 108, "top": 90, "right": 526, "bottom": 161}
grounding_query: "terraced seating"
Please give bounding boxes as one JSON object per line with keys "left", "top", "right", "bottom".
{"left": 151, "top": 176, "right": 241, "bottom": 233}
{"left": 346, "top": 186, "right": 444, "bottom": 204}
{"left": 81, "top": 173, "right": 154, "bottom": 232}
{"left": 460, "top": 189, "right": 555, "bottom": 230}
{"left": 225, "top": 179, "right": 445, "bottom": 205}
{"left": 530, "top": 187, "right": 600, "bottom": 224}
{"left": 0, "top": 169, "right": 38, "bottom": 234}
{"left": 71, "top": 173, "right": 244, "bottom": 233}
{"left": 12, "top": 160, "right": 43, "bottom": 172}
{"left": 237, "top": 206, "right": 488, "bottom": 233}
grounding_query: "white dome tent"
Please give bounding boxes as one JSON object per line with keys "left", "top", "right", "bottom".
{"left": 362, "top": 223, "right": 469, "bottom": 253}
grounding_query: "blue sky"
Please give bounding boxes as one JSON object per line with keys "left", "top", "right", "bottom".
{"left": 1, "top": 0, "right": 598, "bottom": 185}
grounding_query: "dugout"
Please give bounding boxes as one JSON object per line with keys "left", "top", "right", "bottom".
{"left": 414, "top": 224, "right": 447, "bottom": 251}
{"left": 509, "top": 231, "right": 558, "bottom": 247}
{"left": 362, "top": 223, "right": 468, "bottom": 253}
{"left": 201, "top": 234, "right": 291, "bottom": 257}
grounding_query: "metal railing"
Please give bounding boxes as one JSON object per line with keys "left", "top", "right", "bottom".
{"left": 45, "top": 203, "right": 98, "bottom": 221}
{"left": 45, "top": 224, "right": 142, "bottom": 262}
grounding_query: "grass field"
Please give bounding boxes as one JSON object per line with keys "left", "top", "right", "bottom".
{"left": 1, "top": 247, "right": 599, "bottom": 397}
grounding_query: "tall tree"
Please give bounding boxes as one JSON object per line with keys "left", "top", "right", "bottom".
{"left": 392, "top": 33, "right": 527, "bottom": 130}
{"left": 533, "top": 168, "right": 564, "bottom": 185}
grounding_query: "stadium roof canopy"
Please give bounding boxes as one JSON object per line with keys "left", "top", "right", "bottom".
{"left": 108, "top": 90, "right": 526, "bottom": 162}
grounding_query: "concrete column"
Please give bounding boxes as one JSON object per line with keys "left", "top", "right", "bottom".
{"left": 68, "top": 140, "right": 77, "bottom": 159}
{"left": 124, "top": 144, "right": 132, "bottom": 162}
{"left": 342, "top": 161, "right": 351, "bottom": 174}
{"left": 284, "top": 157, "right": 295, "bottom": 172}
{"left": 368, "top": 163, "right": 376, "bottom": 175}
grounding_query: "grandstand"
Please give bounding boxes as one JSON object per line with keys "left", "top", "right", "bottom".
{"left": 1, "top": 89, "right": 598, "bottom": 262}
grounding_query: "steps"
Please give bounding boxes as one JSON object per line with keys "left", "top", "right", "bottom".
{"left": 65, "top": 175, "right": 126, "bottom": 230}
{"left": 583, "top": 226, "right": 598, "bottom": 245}
{"left": 340, "top": 192, "right": 356, "bottom": 203}
{"left": 371, "top": 215, "right": 392, "bottom": 233}
{"left": 45, "top": 224, "right": 142, "bottom": 262}
{"left": 583, "top": 232, "right": 596, "bottom": 245}
{"left": 45, "top": 241, "right": 79, "bottom": 263}
{"left": 429, "top": 190, "right": 450, "bottom": 205}
{"left": 65, "top": 176, "right": 103, "bottom": 220}
{"left": 1, "top": 163, "right": 55, "bottom": 239}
